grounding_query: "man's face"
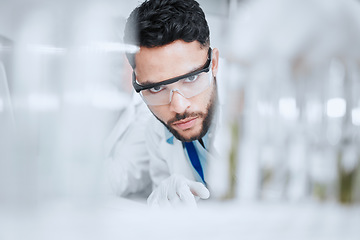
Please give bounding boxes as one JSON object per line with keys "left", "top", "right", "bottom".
{"left": 134, "top": 40, "right": 219, "bottom": 142}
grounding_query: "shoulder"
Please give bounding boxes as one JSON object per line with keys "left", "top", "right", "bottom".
{"left": 145, "top": 116, "right": 167, "bottom": 142}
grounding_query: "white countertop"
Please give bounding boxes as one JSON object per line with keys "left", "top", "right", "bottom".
{"left": 1, "top": 196, "right": 359, "bottom": 240}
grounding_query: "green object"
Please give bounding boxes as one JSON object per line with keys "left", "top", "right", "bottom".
{"left": 223, "top": 120, "right": 240, "bottom": 200}
{"left": 337, "top": 150, "right": 359, "bottom": 205}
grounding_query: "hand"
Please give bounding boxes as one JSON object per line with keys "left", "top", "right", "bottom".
{"left": 147, "top": 174, "right": 210, "bottom": 208}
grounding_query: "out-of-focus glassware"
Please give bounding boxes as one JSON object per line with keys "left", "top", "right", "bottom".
{"left": 0, "top": 1, "right": 137, "bottom": 212}
{"left": 225, "top": 0, "right": 360, "bottom": 205}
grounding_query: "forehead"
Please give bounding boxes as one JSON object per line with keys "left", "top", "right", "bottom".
{"left": 134, "top": 40, "right": 207, "bottom": 84}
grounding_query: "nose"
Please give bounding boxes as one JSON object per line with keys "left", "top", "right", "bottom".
{"left": 169, "top": 90, "right": 191, "bottom": 113}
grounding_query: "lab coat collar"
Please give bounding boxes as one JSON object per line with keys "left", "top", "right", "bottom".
{"left": 165, "top": 128, "right": 174, "bottom": 144}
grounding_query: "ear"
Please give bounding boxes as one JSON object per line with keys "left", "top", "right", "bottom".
{"left": 211, "top": 48, "right": 220, "bottom": 77}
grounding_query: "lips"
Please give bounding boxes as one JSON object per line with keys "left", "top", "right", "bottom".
{"left": 172, "top": 117, "right": 198, "bottom": 130}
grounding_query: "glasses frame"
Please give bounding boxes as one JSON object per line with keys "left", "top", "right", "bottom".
{"left": 132, "top": 48, "right": 212, "bottom": 93}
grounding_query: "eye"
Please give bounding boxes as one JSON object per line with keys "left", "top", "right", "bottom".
{"left": 184, "top": 74, "right": 199, "bottom": 83}
{"left": 148, "top": 85, "right": 165, "bottom": 93}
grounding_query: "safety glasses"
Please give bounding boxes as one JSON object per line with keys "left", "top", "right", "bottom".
{"left": 132, "top": 48, "right": 212, "bottom": 106}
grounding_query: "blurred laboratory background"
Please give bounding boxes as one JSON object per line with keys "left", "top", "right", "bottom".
{"left": 1, "top": 0, "right": 360, "bottom": 239}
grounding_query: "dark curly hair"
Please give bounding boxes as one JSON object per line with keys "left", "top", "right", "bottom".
{"left": 124, "top": 0, "right": 210, "bottom": 68}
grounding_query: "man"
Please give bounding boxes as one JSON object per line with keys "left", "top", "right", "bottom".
{"left": 122, "top": 0, "right": 224, "bottom": 207}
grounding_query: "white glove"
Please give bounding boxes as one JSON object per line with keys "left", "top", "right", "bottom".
{"left": 147, "top": 174, "right": 210, "bottom": 208}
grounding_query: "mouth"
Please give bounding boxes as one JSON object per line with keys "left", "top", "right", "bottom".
{"left": 172, "top": 117, "right": 198, "bottom": 131}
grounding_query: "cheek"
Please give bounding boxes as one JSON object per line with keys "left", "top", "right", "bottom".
{"left": 194, "top": 85, "right": 214, "bottom": 111}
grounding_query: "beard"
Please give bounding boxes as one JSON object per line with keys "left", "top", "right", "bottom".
{"left": 153, "top": 82, "right": 217, "bottom": 142}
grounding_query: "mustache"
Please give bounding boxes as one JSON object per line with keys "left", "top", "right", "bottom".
{"left": 167, "top": 111, "right": 205, "bottom": 125}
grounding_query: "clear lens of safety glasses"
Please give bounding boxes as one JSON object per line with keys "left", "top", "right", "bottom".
{"left": 133, "top": 48, "right": 213, "bottom": 106}
{"left": 140, "top": 70, "right": 212, "bottom": 106}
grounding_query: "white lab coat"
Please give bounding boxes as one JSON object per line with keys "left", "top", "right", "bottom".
{"left": 145, "top": 110, "right": 230, "bottom": 199}
{"left": 105, "top": 93, "right": 153, "bottom": 197}
{"left": 107, "top": 59, "right": 230, "bottom": 199}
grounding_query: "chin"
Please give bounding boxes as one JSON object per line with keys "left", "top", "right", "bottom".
{"left": 172, "top": 126, "right": 204, "bottom": 142}
{"left": 179, "top": 133, "right": 198, "bottom": 142}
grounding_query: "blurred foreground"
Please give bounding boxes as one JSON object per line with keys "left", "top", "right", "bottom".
{"left": 1, "top": 0, "right": 360, "bottom": 239}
